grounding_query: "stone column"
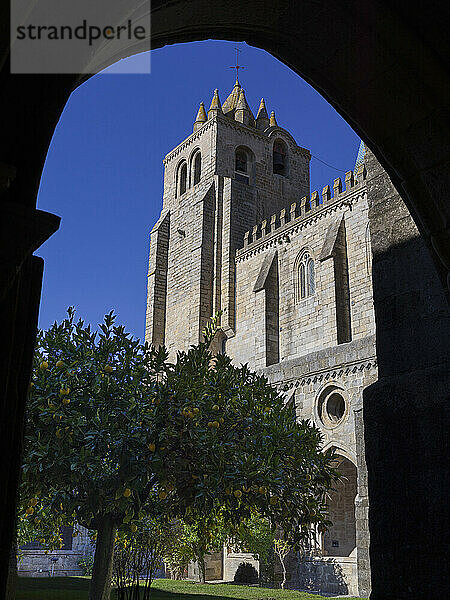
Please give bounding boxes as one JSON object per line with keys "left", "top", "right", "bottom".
{"left": 364, "top": 149, "right": 450, "bottom": 599}
{"left": 0, "top": 197, "right": 60, "bottom": 598}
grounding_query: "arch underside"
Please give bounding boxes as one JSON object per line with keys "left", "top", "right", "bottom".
{"left": 1, "top": 2, "right": 449, "bottom": 598}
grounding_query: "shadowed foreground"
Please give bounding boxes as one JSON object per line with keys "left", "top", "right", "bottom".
{"left": 16, "top": 577, "right": 366, "bottom": 599}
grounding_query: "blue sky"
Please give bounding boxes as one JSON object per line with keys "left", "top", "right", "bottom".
{"left": 36, "top": 40, "right": 360, "bottom": 341}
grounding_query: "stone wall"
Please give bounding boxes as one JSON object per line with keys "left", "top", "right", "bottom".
{"left": 296, "top": 556, "right": 358, "bottom": 596}
{"left": 229, "top": 172, "right": 374, "bottom": 368}
{"left": 18, "top": 527, "right": 94, "bottom": 577}
{"left": 363, "top": 148, "right": 450, "bottom": 599}
{"left": 146, "top": 112, "right": 311, "bottom": 353}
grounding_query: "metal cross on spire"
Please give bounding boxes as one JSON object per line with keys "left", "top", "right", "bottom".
{"left": 229, "top": 46, "right": 245, "bottom": 82}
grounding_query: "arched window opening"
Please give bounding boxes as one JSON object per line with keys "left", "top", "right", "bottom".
{"left": 296, "top": 251, "right": 315, "bottom": 301}
{"left": 193, "top": 152, "right": 201, "bottom": 185}
{"left": 365, "top": 222, "right": 372, "bottom": 276}
{"left": 322, "top": 456, "right": 356, "bottom": 557}
{"left": 177, "top": 161, "right": 187, "bottom": 197}
{"left": 308, "top": 256, "right": 315, "bottom": 295}
{"left": 235, "top": 148, "right": 249, "bottom": 184}
{"left": 235, "top": 149, "right": 247, "bottom": 173}
{"left": 273, "top": 139, "right": 288, "bottom": 176}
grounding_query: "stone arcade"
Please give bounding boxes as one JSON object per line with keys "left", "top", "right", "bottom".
{"left": 145, "top": 80, "right": 377, "bottom": 596}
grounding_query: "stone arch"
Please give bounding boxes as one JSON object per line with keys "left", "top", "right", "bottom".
{"left": 1, "top": 6, "right": 449, "bottom": 597}
{"left": 322, "top": 441, "right": 357, "bottom": 466}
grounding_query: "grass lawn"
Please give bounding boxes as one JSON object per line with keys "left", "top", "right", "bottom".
{"left": 16, "top": 577, "right": 366, "bottom": 600}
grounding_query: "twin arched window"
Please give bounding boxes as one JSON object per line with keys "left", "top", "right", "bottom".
{"left": 176, "top": 151, "right": 202, "bottom": 197}
{"left": 295, "top": 251, "right": 315, "bottom": 301}
{"left": 273, "top": 139, "right": 288, "bottom": 176}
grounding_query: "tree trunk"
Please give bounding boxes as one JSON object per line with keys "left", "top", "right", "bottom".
{"left": 281, "top": 558, "right": 286, "bottom": 590}
{"left": 89, "top": 517, "right": 117, "bottom": 600}
{"left": 198, "top": 556, "right": 206, "bottom": 583}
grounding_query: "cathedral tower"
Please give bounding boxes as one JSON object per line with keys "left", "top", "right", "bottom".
{"left": 145, "top": 81, "right": 311, "bottom": 357}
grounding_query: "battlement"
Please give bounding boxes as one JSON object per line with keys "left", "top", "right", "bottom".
{"left": 238, "top": 164, "right": 366, "bottom": 255}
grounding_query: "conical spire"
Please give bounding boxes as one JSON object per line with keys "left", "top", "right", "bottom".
{"left": 193, "top": 102, "right": 207, "bottom": 132}
{"left": 256, "top": 98, "right": 269, "bottom": 130}
{"left": 208, "top": 89, "right": 222, "bottom": 118}
{"left": 235, "top": 88, "right": 255, "bottom": 126}
{"left": 222, "top": 79, "right": 241, "bottom": 117}
{"left": 269, "top": 110, "right": 278, "bottom": 127}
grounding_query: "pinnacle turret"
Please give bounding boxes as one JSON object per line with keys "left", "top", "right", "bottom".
{"left": 269, "top": 111, "right": 278, "bottom": 127}
{"left": 192, "top": 82, "right": 282, "bottom": 132}
{"left": 208, "top": 89, "right": 222, "bottom": 118}
{"left": 193, "top": 102, "right": 207, "bottom": 132}
{"left": 222, "top": 79, "right": 241, "bottom": 117}
{"left": 256, "top": 98, "right": 270, "bottom": 130}
{"left": 234, "top": 88, "right": 254, "bottom": 126}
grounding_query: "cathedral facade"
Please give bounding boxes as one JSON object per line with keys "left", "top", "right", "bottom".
{"left": 146, "top": 80, "right": 375, "bottom": 597}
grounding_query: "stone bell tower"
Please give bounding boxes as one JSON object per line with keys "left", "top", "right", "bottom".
{"left": 145, "top": 79, "right": 311, "bottom": 358}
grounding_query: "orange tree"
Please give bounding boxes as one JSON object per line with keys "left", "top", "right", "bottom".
{"left": 20, "top": 308, "right": 337, "bottom": 600}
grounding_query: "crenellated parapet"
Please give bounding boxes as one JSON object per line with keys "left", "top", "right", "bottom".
{"left": 237, "top": 164, "right": 366, "bottom": 260}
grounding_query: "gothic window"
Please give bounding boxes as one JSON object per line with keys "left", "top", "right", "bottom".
{"left": 193, "top": 151, "right": 201, "bottom": 185}
{"left": 365, "top": 222, "right": 372, "bottom": 276}
{"left": 177, "top": 161, "right": 187, "bottom": 197}
{"left": 235, "top": 149, "right": 247, "bottom": 173}
{"left": 295, "top": 251, "right": 315, "bottom": 301}
{"left": 235, "top": 147, "right": 249, "bottom": 184}
{"left": 273, "top": 139, "right": 288, "bottom": 176}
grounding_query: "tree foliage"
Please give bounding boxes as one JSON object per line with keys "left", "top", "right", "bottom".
{"left": 20, "top": 309, "right": 338, "bottom": 599}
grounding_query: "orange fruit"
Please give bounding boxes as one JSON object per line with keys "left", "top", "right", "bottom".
{"left": 259, "top": 486, "right": 267, "bottom": 494}
{"left": 130, "top": 524, "right": 137, "bottom": 533}
{"left": 212, "top": 404, "right": 219, "bottom": 411}
{"left": 148, "top": 443, "right": 156, "bottom": 452}
{"left": 212, "top": 421, "right": 220, "bottom": 429}
{"left": 123, "top": 488, "right": 131, "bottom": 498}
{"left": 25, "top": 507, "right": 34, "bottom": 515}
{"left": 207, "top": 421, "right": 213, "bottom": 428}
{"left": 62, "top": 398, "right": 70, "bottom": 405}
{"left": 269, "top": 496, "right": 278, "bottom": 506}
{"left": 159, "top": 491, "right": 167, "bottom": 500}
{"left": 192, "top": 407, "right": 200, "bottom": 415}
{"left": 233, "top": 489, "right": 242, "bottom": 498}
{"left": 40, "top": 361, "right": 48, "bottom": 370}
{"left": 56, "top": 360, "right": 64, "bottom": 369}
{"left": 104, "top": 365, "right": 113, "bottom": 373}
